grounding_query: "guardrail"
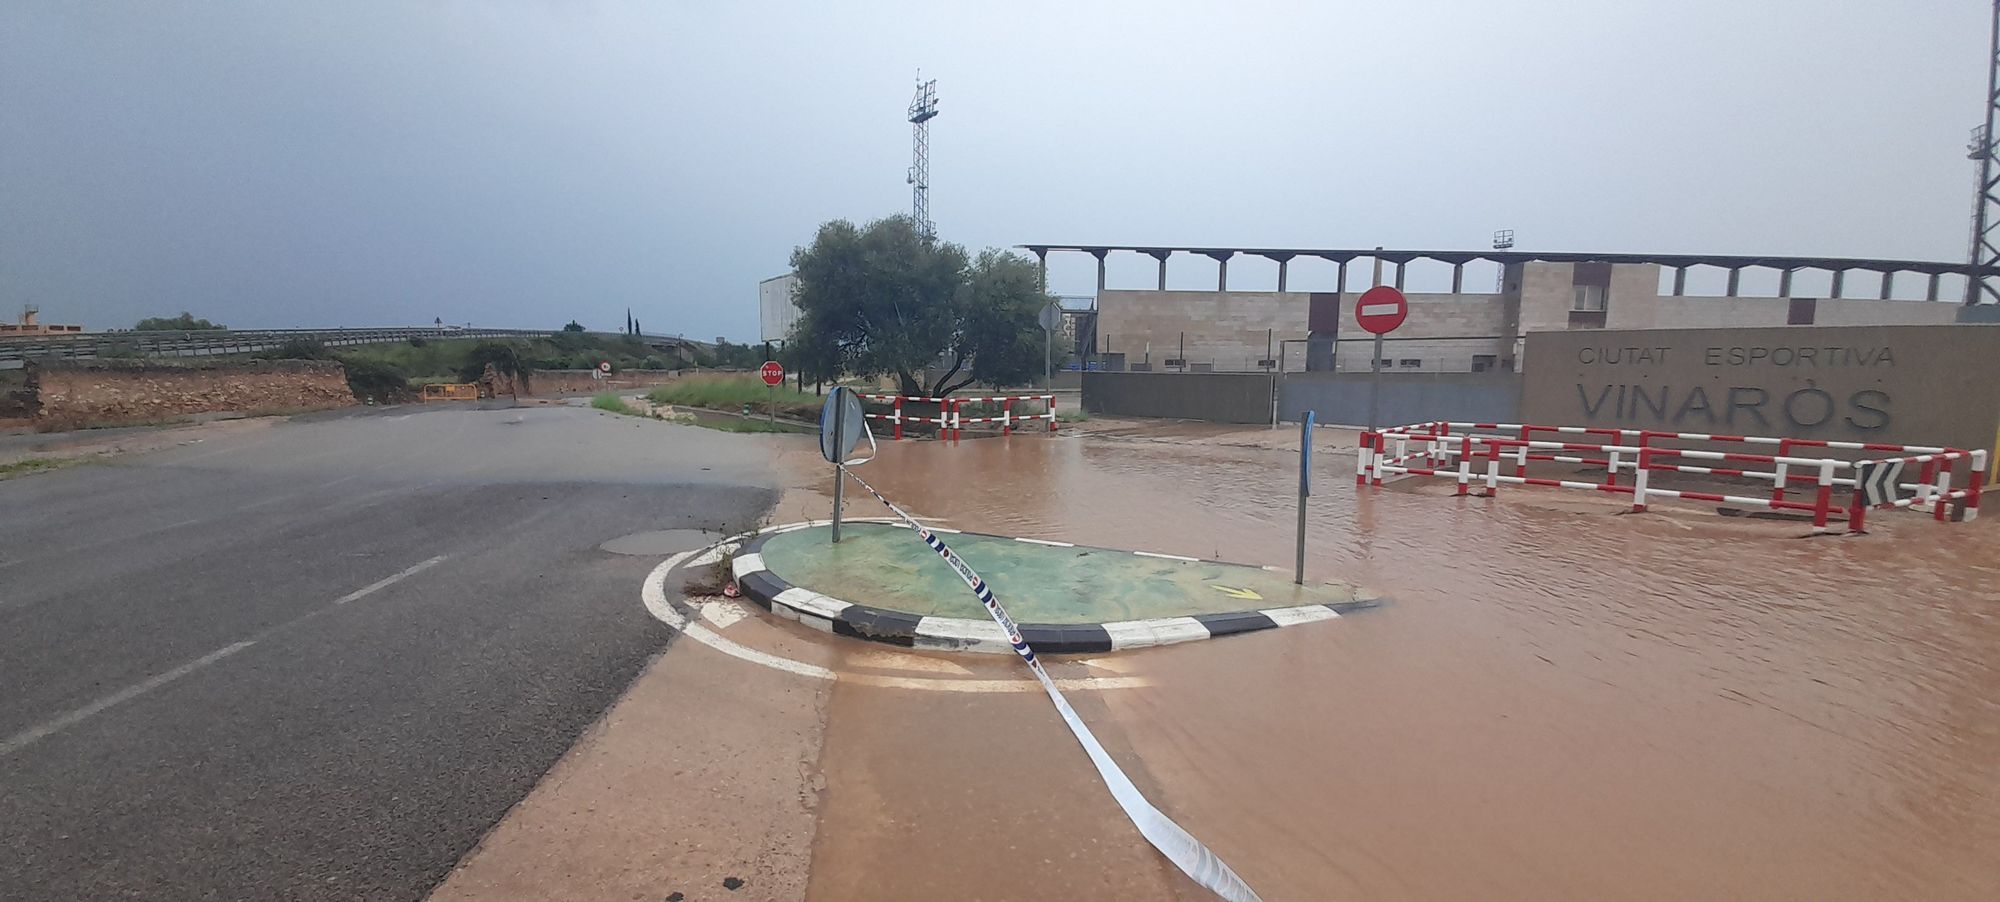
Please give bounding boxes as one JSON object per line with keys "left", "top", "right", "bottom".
{"left": 0, "top": 327, "right": 553, "bottom": 369}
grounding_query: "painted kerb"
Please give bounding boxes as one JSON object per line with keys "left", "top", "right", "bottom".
{"left": 1081, "top": 372, "right": 1276, "bottom": 424}
{"left": 1279, "top": 372, "right": 1521, "bottom": 427}
{"left": 1520, "top": 325, "right": 2000, "bottom": 457}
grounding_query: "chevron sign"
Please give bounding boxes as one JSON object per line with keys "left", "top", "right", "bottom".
{"left": 1857, "top": 460, "right": 1907, "bottom": 507}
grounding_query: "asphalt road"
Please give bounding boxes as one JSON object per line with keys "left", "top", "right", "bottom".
{"left": 0, "top": 403, "right": 782, "bottom": 900}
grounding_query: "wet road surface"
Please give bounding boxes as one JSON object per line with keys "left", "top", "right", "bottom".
{"left": 782, "top": 418, "right": 2000, "bottom": 900}
{"left": 0, "top": 405, "right": 777, "bottom": 900}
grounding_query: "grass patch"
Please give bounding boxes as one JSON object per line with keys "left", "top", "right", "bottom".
{"left": 647, "top": 375, "right": 822, "bottom": 420}
{"left": 0, "top": 457, "right": 83, "bottom": 480}
{"left": 1056, "top": 407, "right": 1090, "bottom": 423}
{"left": 590, "top": 392, "right": 642, "bottom": 416}
{"left": 692, "top": 416, "right": 804, "bottom": 434}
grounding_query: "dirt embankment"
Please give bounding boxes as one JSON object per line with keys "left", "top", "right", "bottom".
{"left": 26, "top": 359, "right": 354, "bottom": 431}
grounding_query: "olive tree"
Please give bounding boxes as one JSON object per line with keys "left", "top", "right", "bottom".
{"left": 787, "top": 215, "right": 1051, "bottom": 397}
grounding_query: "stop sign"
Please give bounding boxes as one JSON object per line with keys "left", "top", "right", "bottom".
{"left": 1354, "top": 285, "right": 1408, "bottom": 335}
{"left": 760, "top": 360, "right": 786, "bottom": 386}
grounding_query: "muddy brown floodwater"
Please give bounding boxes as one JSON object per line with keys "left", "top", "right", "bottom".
{"left": 772, "top": 417, "right": 2000, "bottom": 901}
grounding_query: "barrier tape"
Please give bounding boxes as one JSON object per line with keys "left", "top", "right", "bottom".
{"left": 838, "top": 467, "right": 1262, "bottom": 901}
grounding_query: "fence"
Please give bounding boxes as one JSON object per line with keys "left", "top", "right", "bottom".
{"left": 421, "top": 383, "right": 479, "bottom": 401}
{"left": 1357, "top": 421, "right": 1985, "bottom": 534}
{"left": 858, "top": 393, "right": 1057, "bottom": 440}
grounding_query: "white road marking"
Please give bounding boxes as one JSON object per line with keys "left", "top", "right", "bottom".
{"left": 846, "top": 648, "right": 975, "bottom": 675}
{"left": 1133, "top": 550, "right": 1198, "bottom": 562}
{"left": 684, "top": 543, "right": 739, "bottom": 568}
{"left": 0, "top": 641, "right": 256, "bottom": 757}
{"left": 334, "top": 556, "right": 446, "bottom": 605}
{"left": 641, "top": 551, "right": 1145, "bottom": 693}
{"left": 0, "top": 555, "right": 449, "bottom": 758}
{"left": 236, "top": 491, "right": 303, "bottom": 512}
{"left": 698, "top": 599, "right": 749, "bottom": 629}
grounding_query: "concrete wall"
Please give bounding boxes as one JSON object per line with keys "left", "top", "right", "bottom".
{"left": 1095, "top": 290, "right": 1307, "bottom": 371}
{"left": 1812, "top": 297, "right": 1961, "bottom": 326}
{"left": 1096, "top": 265, "right": 1973, "bottom": 378}
{"left": 1521, "top": 325, "right": 2000, "bottom": 457}
{"left": 1096, "top": 288, "right": 1510, "bottom": 373}
{"left": 1611, "top": 294, "right": 1793, "bottom": 330}
{"left": 1331, "top": 292, "right": 1509, "bottom": 372}
{"left": 1280, "top": 372, "right": 1522, "bottom": 427}
{"left": 1081, "top": 371, "right": 1275, "bottom": 424}
{"left": 27, "top": 359, "right": 354, "bottom": 430}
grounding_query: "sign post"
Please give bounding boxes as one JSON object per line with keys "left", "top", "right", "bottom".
{"left": 1296, "top": 411, "right": 1313, "bottom": 584}
{"left": 830, "top": 396, "right": 847, "bottom": 541}
{"left": 1038, "top": 302, "right": 1061, "bottom": 388}
{"left": 760, "top": 360, "right": 785, "bottom": 425}
{"left": 819, "top": 387, "right": 873, "bottom": 544}
{"left": 1354, "top": 285, "right": 1409, "bottom": 431}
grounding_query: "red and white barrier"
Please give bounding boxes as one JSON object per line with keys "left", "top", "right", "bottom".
{"left": 856, "top": 393, "right": 1058, "bottom": 441}
{"left": 1356, "top": 421, "right": 1985, "bottom": 534}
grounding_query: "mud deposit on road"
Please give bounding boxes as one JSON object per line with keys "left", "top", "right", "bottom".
{"left": 782, "top": 418, "right": 2000, "bottom": 900}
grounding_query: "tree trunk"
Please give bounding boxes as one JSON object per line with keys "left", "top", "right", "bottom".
{"left": 924, "top": 351, "right": 967, "bottom": 398}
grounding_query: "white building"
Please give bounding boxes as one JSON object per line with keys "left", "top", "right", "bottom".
{"left": 759, "top": 273, "right": 801, "bottom": 344}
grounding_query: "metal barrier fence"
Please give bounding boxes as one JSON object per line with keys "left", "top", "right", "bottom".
{"left": 858, "top": 393, "right": 1057, "bottom": 440}
{"left": 1357, "top": 421, "right": 1985, "bottom": 534}
{"left": 421, "top": 383, "right": 479, "bottom": 401}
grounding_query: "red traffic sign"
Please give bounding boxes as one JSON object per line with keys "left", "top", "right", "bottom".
{"left": 597, "top": 361, "right": 612, "bottom": 373}
{"left": 1355, "top": 285, "right": 1408, "bottom": 335}
{"left": 759, "top": 360, "right": 786, "bottom": 386}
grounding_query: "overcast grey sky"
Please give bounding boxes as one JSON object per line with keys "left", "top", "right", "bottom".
{"left": 1, "top": 1, "right": 1987, "bottom": 338}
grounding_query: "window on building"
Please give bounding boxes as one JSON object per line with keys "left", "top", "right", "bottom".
{"left": 1573, "top": 285, "right": 1606, "bottom": 312}
{"left": 1398, "top": 358, "right": 1422, "bottom": 368}
{"left": 1471, "top": 354, "right": 1497, "bottom": 373}
{"left": 1376, "top": 358, "right": 1393, "bottom": 369}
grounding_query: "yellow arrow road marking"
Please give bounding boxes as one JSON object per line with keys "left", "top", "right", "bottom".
{"left": 1211, "top": 585, "right": 1262, "bottom": 601}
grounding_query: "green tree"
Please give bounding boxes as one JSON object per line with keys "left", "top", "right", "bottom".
{"left": 458, "top": 341, "right": 525, "bottom": 383}
{"left": 134, "top": 312, "right": 225, "bottom": 331}
{"left": 788, "top": 216, "right": 1049, "bottom": 396}
{"left": 562, "top": 320, "right": 586, "bottom": 332}
{"left": 706, "top": 339, "right": 762, "bottom": 369}
{"left": 952, "top": 249, "right": 1047, "bottom": 390}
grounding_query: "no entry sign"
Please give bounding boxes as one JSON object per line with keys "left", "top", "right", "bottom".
{"left": 597, "top": 360, "right": 612, "bottom": 374}
{"left": 759, "top": 360, "right": 786, "bottom": 386}
{"left": 1355, "top": 285, "right": 1408, "bottom": 335}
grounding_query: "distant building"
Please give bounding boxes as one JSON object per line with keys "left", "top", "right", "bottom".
{"left": 1022, "top": 245, "right": 1978, "bottom": 374}
{"left": 759, "top": 274, "right": 801, "bottom": 344}
{"left": 0, "top": 307, "right": 83, "bottom": 336}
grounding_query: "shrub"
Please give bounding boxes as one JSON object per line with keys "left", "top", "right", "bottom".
{"left": 590, "top": 393, "right": 640, "bottom": 415}
{"left": 269, "top": 339, "right": 330, "bottom": 360}
{"left": 458, "top": 342, "right": 523, "bottom": 383}
{"left": 342, "top": 358, "right": 410, "bottom": 403}
{"left": 646, "top": 375, "right": 820, "bottom": 420}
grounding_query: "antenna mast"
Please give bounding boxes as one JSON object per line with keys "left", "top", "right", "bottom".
{"left": 1967, "top": 0, "right": 2000, "bottom": 305}
{"left": 906, "top": 75, "right": 939, "bottom": 239}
